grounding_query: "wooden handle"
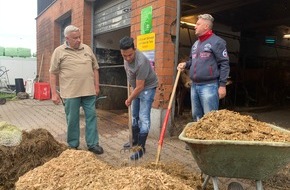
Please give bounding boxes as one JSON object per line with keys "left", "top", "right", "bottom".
{"left": 38, "top": 54, "right": 44, "bottom": 82}
{"left": 155, "top": 69, "right": 181, "bottom": 164}
{"left": 127, "top": 81, "right": 133, "bottom": 147}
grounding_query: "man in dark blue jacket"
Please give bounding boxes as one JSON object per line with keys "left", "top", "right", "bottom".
{"left": 178, "top": 14, "right": 230, "bottom": 121}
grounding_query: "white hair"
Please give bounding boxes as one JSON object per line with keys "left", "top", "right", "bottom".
{"left": 198, "top": 14, "right": 214, "bottom": 28}
{"left": 64, "top": 25, "right": 80, "bottom": 37}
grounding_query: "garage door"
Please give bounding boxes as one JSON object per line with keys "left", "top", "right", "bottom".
{"left": 94, "top": 0, "right": 131, "bottom": 35}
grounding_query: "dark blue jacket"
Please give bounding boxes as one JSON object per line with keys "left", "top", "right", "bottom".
{"left": 185, "top": 33, "right": 230, "bottom": 87}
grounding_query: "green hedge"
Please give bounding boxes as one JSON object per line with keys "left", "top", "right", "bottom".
{"left": 0, "top": 46, "right": 4, "bottom": 56}
{"left": 17, "top": 48, "right": 31, "bottom": 57}
{"left": 3, "top": 47, "right": 31, "bottom": 58}
{"left": 4, "top": 48, "right": 18, "bottom": 57}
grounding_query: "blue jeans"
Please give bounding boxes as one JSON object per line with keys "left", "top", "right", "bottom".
{"left": 131, "top": 88, "right": 156, "bottom": 134}
{"left": 191, "top": 83, "right": 219, "bottom": 121}
{"left": 64, "top": 95, "right": 99, "bottom": 148}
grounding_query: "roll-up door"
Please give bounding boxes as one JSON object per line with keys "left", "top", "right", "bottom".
{"left": 94, "top": 0, "right": 131, "bottom": 35}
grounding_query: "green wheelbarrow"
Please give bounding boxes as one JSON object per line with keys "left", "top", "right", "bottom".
{"left": 179, "top": 122, "right": 290, "bottom": 190}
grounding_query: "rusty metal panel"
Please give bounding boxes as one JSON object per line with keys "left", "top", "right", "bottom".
{"left": 94, "top": 0, "right": 131, "bottom": 35}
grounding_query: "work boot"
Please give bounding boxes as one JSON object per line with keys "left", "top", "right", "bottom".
{"left": 130, "top": 133, "right": 148, "bottom": 160}
{"left": 123, "top": 127, "right": 140, "bottom": 148}
{"left": 88, "top": 145, "right": 104, "bottom": 155}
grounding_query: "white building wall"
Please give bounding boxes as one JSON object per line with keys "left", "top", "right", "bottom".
{"left": 0, "top": 57, "right": 37, "bottom": 85}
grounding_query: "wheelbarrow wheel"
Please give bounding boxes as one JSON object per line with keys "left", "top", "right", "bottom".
{"left": 0, "top": 98, "right": 6, "bottom": 105}
{"left": 227, "top": 182, "right": 244, "bottom": 190}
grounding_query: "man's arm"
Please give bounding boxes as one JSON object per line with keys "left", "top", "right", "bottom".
{"left": 93, "top": 69, "right": 100, "bottom": 95}
{"left": 214, "top": 39, "right": 230, "bottom": 99}
{"left": 125, "top": 79, "right": 145, "bottom": 107}
{"left": 50, "top": 73, "right": 61, "bottom": 104}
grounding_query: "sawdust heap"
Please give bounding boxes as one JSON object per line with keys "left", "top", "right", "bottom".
{"left": 98, "top": 167, "right": 195, "bottom": 190}
{"left": 0, "top": 128, "right": 67, "bottom": 190}
{"left": 185, "top": 109, "right": 290, "bottom": 142}
{"left": 144, "top": 162, "right": 203, "bottom": 188}
{"left": 16, "top": 149, "right": 196, "bottom": 190}
{"left": 16, "top": 149, "right": 111, "bottom": 190}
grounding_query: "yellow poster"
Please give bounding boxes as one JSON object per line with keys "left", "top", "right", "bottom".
{"left": 137, "top": 33, "right": 155, "bottom": 51}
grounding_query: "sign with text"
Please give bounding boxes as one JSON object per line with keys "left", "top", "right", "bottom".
{"left": 137, "top": 33, "right": 155, "bottom": 51}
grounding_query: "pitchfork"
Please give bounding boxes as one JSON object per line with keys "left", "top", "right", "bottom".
{"left": 120, "top": 81, "right": 144, "bottom": 160}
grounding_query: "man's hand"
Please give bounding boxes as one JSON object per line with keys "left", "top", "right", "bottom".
{"left": 218, "top": 86, "right": 227, "bottom": 99}
{"left": 51, "top": 93, "right": 61, "bottom": 105}
{"left": 177, "top": 62, "right": 186, "bottom": 71}
{"left": 125, "top": 98, "right": 132, "bottom": 107}
{"left": 95, "top": 86, "right": 100, "bottom": 96}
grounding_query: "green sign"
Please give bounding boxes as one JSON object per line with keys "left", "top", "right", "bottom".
{"left": 141, "top": 6, "right": 152, "bottom": 34}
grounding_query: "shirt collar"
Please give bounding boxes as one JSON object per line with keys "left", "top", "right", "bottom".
{"left": 198, "top": 30, "right": 213, "bottom": 42}
{"left": 64, "top": 41, "right": 84, "bottom": 50}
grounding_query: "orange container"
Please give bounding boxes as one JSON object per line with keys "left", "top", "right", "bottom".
{"left": 34, "top": 82, "right": 51, "bottom": 100}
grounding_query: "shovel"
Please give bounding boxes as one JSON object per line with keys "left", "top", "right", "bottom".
{"left": 155, "top": 69, "right": 181, "bottom": 164}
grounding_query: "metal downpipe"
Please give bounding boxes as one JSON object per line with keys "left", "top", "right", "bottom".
{"left": 171, "top": 0, "right": 182, "bottom": 122}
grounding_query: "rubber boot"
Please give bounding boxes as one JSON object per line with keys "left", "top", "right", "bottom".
{"left": 123, "top": 127, "right": 140, "bottom": 148}
{"left": 130, "top": 133, "right": 148, "bottom": 160}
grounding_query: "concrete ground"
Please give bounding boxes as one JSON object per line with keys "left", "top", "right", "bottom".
{"left": 1, "top": 98, "right": 289, "bottom": 190}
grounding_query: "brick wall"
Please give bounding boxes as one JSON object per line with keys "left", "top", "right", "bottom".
{"left": 36, "top": 0, "right": 93, "bottom": 83}
{"left": 131, "top": 0, "right": 177, "bottom": 109}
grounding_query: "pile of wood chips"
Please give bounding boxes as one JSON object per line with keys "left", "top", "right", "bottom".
{"left": 185, "top": 109, "right": 290, "bottom": 142}
{"left": 16, "top": 149, "right": 199, "bottom": 190}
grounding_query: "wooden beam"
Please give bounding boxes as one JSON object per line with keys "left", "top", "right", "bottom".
{"left": 242, "top": 17, "right": 290, "bottom": 30}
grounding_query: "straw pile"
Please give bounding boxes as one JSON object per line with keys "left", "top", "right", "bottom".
{"left": 0, "top": 121, "right": 22, "bottom": 147}
{"left": 185, "top": 109, "right": 290, "bottom": 142}
{"left": 16, "top": 149, "right": 196, "bottom": 190}
{"left": 0, "top": 128, "right": 67, "bottom": 190}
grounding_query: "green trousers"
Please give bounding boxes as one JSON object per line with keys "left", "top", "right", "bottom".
{"left": 64, "top": 95, "right": 99, "bottom": 148}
